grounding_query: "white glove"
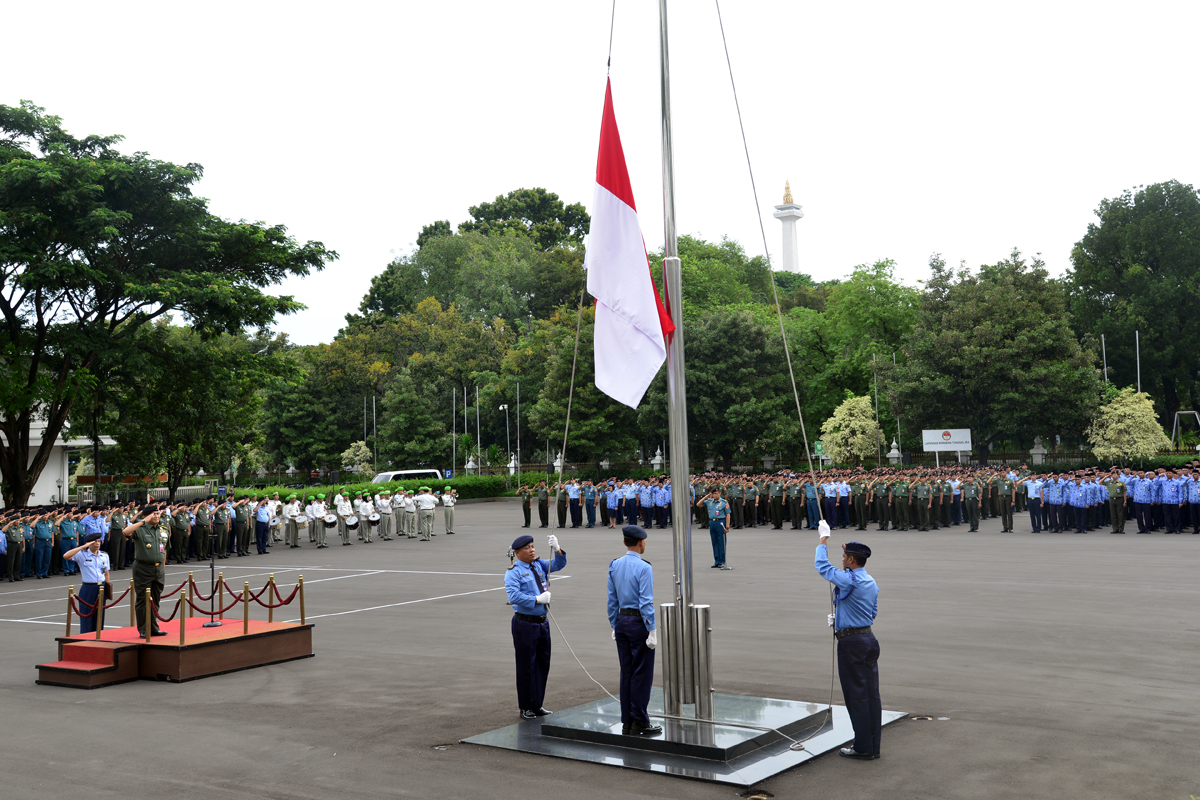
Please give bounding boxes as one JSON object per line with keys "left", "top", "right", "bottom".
{"left": 818, "top": 519, "right": 830, "bottom": 539}
{"left": 547, "top": 534, "right": 560, "bottom": 552}
{"left": 611, "top": 628, "right": 616, "bottom": 641}
{"left": 535, "top": 591, "right": 551, "bottom": 605}
{"left": 827, "top": 613, "right": 835, "bottom": 628}
{"left": 646, "top": 629, "right": 657, "bottom": 649}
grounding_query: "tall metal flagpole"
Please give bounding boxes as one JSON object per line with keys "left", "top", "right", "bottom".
{"left": 659, "top": 0, "right": 699, "bottom": 712}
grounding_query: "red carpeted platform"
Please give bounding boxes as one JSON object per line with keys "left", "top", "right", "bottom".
{"left": 36, "top": 618, "right": 314, "bottom": 688}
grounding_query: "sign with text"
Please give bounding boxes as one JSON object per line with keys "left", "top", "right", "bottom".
{"left": 922, "top": 428, "right": 972, "bottom": 452}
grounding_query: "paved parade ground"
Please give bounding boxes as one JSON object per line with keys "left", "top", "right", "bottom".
{"left": 1, "top": 501, "right": 1197, "bottom": 799}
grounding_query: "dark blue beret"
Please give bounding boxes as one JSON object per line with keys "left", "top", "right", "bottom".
{"left": 843, "top": 541, "right": 871, "bottom": 559}
{"left": 511, "top": 534, "right": 534, "bottom": 551}
{"left": 84, "top": 532, "right": 103, "bottom": 543}
{"left": 622, "top": 525, "right": 647, "bottom": 540}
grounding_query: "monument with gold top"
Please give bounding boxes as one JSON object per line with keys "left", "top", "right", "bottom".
{"left": 773, "top": 180, "right": 804, "bottom": 272}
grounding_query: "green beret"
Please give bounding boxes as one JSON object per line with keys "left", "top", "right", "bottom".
{"left": 445, "top": 486, "right": 452, "bottom": 491}
{"left": 395, "top": 486, "right": 405, "bottom": 492}
{"left": 308, "top": 495, "right": 316, "bottom": 501}
{"left": 317, "top": 494, "right": 326, "bottom": 499}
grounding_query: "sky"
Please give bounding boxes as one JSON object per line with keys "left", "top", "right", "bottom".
{"left": 4, "top": 0, "right": 1198, "bottom": 345}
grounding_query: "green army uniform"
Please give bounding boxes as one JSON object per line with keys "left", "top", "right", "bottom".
{"left": 940, "top": 481, "right": 952, "bottom": 527}
{"left": 4, "top": 522, "right": 23, "bottom": 582}
{"left": 870, "top": 480, "right": 890, "bottom": 531}
{"left": 928, "top": 481, "right": 941, "bottom": 530}
{"left": 1106, "top": 479, "right": 1126, "bottom": 533}
{"left": 999, "top": 478, "right": 1015, "bottom": 531}
{"left": 536, "top": 486, "right": 549, "bottom": 528}
{"left": 977, "top": 477, "right": 990, "bottom": 520}
{"left": 755, "top": 481, "right": 768, "bottom": 527}
{"left": 892, "top": 480, "right": 910, "bottom": 530}
{"left": 962, "top": 480, "right": 980, "bottom": 531}
{"left": 234, "top": 502, "right": 252, "bottom": 556}
{"left": 851, "top": 480, "right": 868, "bottom": 531}
{"left": 989, "top": 475, "right": 1002, "bottom": 518}
{"left": 170, "top": 510, "right": 190, "bottom": 564}
{"left": 786, "top": 482, "right": 803, "bottom": 530}
{"left": 914, "top": 480, "right": 931, "bottom": 530}
{"left": 194, "top": 504, "right": 211, "bottom": 560}
{"left": 768, "top": 480, "right": 785, "bottom": 529}
{"left": 107, "top": 511, "right": 128, "bottom": 570}
{"left": 519, "top": 487, "right": 532, "bottom": 528}
{"left": 555, "top": 485, "right": 567, "bottom": 528}
{"left": 727, "top": 482, "right": 744, "bottom": 529}
{"left": 744, "top": 483, "right": 758, "bottom": 528}
{"left": 1015, "top": 480, "right": 1027, "bottom": 513}
{"left": 213, "top": 504, "right": 230, "bottom": 557}
{"left": 129, "top": 517, "right": 168, "bottom": 637}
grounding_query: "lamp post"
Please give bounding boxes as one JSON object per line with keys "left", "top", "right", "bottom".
{"left": 499, "top": 405, "right": 511, "bottom": 478}
{"left": 56, "top": 477, "right": 64, "bottom": 504}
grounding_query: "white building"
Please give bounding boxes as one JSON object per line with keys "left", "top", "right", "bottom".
{"left": 0, "top": 421, "right": 113, "bottom": 508}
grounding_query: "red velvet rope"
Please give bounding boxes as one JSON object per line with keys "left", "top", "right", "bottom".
{"left": 221, "top": 578, "right": 271, "bottom": 602}
{"left": 189, "top": 575, "right": 216, "bottom": 601}
{"left": 183, "top": 593, "right": 244, "bottom": 616}
{"left": 71, "top": 595, "right": 96, "bottom": 615}
{"left": 161, "top": 580, "right": 186, "bottom": 599}
{"left": 104, "top": 585, "right": 130, "bottom": 609}
{"left": 154, "top": 597, "right": 183, "bottom": 623}
{"left": 253, "top": 582, "right": 300, "bottom": 609}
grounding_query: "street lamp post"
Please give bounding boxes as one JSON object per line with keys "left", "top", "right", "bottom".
{"left": 499, "top": 405, "right": 511, "bottom": 477}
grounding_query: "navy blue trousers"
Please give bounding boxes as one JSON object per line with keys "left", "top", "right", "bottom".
{"left": 34, "top": 539, "right": 52, "bottom": 577}
{"left": 1027, "top": 498, "right": 1042, "bottom": 532}
{"left": 255, "top": 521, "right": 269, "bottom": 553}
{"left": 585, "top": 500, "right": 595, "bottom": 526}
{"left": 615, "top": 615, "right": 655, "bottom": 725}
{"left": 838, "top": 632, "right": 882, "bottom": 755}
{"left": 569, "top": 498, "right": 582, "bottom": 527}
{"left": 807, "top": 498, "right": 820, "bottom": 529}
{"left": 78, "top": 583, "right": 104, "bottom": 634}
{"left": 824, "top": 498, "right": 838, "bottom": 527}
{"left": 708, "top": 520, "right": 727, "bottom": 565}
{"left": 511, "top": 616, "right": 551, "bottom": 711}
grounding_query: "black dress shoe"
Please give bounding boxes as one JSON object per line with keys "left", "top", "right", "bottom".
{"left": 839, "top": 747, "right": 874, "bottom": 760}
{"left": 151, "top": 631, "right": 168, "bottom": 637}
{"left": 520, "top": 709, "right": 538, "bottom": 720}
{"left": 628, "top": 721, "right": 662, "bottom": 736}
{"left": 533, "top": 707, "right": 552, "bottom": 716}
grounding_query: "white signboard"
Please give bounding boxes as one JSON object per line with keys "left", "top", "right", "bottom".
{"left": 922, "top": 428, "right": 972, "bottom": 452}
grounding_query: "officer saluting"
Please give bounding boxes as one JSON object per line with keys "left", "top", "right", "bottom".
{"left": 607, "top": 525, "right": 662, "bottom": 736}
{"left": 504, "top": 533, "right": 567, "bottom": 719}
{"left": 63, "top": 532, "right": 110, "bottom": 634}
{"left": 815, "top": 520, "right": 882, "bottom": 761}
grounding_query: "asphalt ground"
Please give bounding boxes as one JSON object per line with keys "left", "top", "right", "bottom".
{"left": 1, "top": 503, "right": 1197, "bottom": 800}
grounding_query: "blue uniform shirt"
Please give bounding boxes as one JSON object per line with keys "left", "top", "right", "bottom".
{"left": 638, "top": 485, "right": 652, "bottom": 506}
{"left": 1187, "top": 478, "right": 1200, "bottom": 504}
{"left": 81, "top": 514, "right": 105, "bottom": 542}
{"left": 838, "top": 482, "right": 851, "bottom": 497}
{"left": 607, "top": 551, "right": 655, "bottom": 631}
{"left": 584, "top": 485, "right": 596, "bottom": 502}
{"left": 72, "top": 549, "right": 111, "bottom": 583}
{"left": 255, "top": 506, "right": 270, "bottom": 523}
{"left": 654, "top": 487, "right": 667, "bottom": 507}
{"left": 1162, "top": 479, "right": 1182, "bottom": 504}
{"left": 814, "top": 544, "right": 878, "bottom": 630}
{"left": 704, "top": 497, "right": 729, "bottom": 520}
{"left": 1133, "top": 478, "right": 1154, "bottom": 504}
{"left": 606, "top": 489, "right": 619, "bottom": 509}
{"left": 566, "top": 483, "right": 581, "bottom": 500}
{"left": 505, "top": 550, "right": 567, "bottom": 616}
{"left": 33, "top": 520, "right": 53, "bottom": 540}
{"left": 1023, "top": 479, "right": 1042, "bottom": 500}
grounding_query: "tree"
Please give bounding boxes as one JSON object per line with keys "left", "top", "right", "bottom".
{"left": 378, "top": 368, "right": 453, "bottom": 469}
{"left": 1068, "top": 181, "right": 1200, "bottom": 425}
{"left": 460, "top": 188, "right": 589, "bottom": 251}
{"left": 417, "top": 220, "right": 452, "bottom": 249}
{"left": 820, "top": 395, "right": 883, "bottom": 465}
{"left": 1086, "top": 387, "right": 1170, "bottom": 464}
{"left": 0, "top": 102, "right": 335, "bottom": 506}
{"left": 340, "top": 441, "right": 375, "bottom": 479}
{"left": 887, "top": 251, "right": 1100, "bottom": 461}
{"left": 649, "top": 235, "right": 773, "bottom": 313}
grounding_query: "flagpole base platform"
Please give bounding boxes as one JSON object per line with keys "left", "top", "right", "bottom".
{"left": 462, "top": 688, "right": 906, "bottom": 787}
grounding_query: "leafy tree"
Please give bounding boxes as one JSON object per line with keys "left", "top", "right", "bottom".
{"left": 377, "top": 368, "right": 453, "bottom": 469}
{"left": 1068, "top": 180, "right": 1200, "bottom": 424}
{"left": 460, "top": 188, "right": 589, "bottom": 251}
{"left": 649, "top": 235, "right": 773, "bottom": 313}
{"left": 417, "top": 220, "right": 452, "bottom": 249}
{"left": 887, "top": 251, "right": 1101, "bottom": 461}
{"left": 820, "top": 395, "right": 883, "bottom": 465}
{"left": 1086, "top": 387, "right": 1171, "bottom": 464}
{"left": 340, "top": 440, "right": 375, "bottom": 479}
{"left": 0, "top": 102, "right": 335, "bottom": 506}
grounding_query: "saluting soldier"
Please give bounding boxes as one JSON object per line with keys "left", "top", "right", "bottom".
{"left": 962, "top": 477, "right": 980, "bottom": 531}
{"left": 607, "top": 524, "right": 661, "bottom": 737}
{"left": 998, "top": 473, "right": 1016, "bottom": 532}
{"left": 213, "top": 497, "right": 231, "bottom": 558}
{"left": 769, "top": 476, "right": 785, "bottom": 530}
{"left": 744, "top": 480, "right": 758, "bottom": 529}
{"left": 123, "top": 506, "right": 168, "bottom": 638}
{"left": 851, "top": 477, "right": 868, "bottom": 531}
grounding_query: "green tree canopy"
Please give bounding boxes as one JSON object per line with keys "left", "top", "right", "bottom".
{"left": 1068, "top": 180, "right": 1200, "bottom": 424}
{"left": 887, "top": 251, "right": 1100, "bottom": 460}
{"left": 820, "top": 394, "right": 883, "bottom": 465}
{"left": 459, "top": 187, "right": 589, "bottom": 251}
{"left": 1086, "top": 386, "right": 1171, "bottom": 464}
{"left": 0, "top": 102, "right": 335, "bottom": 505}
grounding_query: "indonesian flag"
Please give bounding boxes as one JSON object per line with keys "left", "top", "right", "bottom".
{"left": 584, "top": 80, "right": 676, "bottom": 409}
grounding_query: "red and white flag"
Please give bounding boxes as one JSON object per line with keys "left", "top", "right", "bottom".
{"left": 584, "top": 80, "right": 675, "bottom": 409}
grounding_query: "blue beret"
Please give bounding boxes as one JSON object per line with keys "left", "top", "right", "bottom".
{"left": 511, "top": 535, "right": 534, "bottom": 551}
{"left": 843, "top": 541, "right": 871, "bottom": 559}
{"left": 622, "top": 525, "right": 647, "bottom": 540}
{"left": 84, "top": 532, "right": 103, "bottom": 543}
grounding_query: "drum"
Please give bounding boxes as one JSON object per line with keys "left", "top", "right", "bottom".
{"left": 345, "top": 515, "right": 360, "bottom": 531}
{"left": 368, "top": 513, "right": 381, "bottom": 527}
{"left": 295, "top": 515, "right": 308, "bottom": 529}
{"left": 323, "top": 513, "right": 338, "bottom": 529}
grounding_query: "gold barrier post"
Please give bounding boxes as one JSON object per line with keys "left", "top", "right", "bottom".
{"left": 95, "top": 587, "right": 105, "bottom": 640}
{"left": 129, "top": 578, "right": 135, "bottom": 628}
{"left": 187, "top": 571, "right": 194, "bottom": 619}
{"left": 243, "top": 582, "right": 250, "bottom": 636}
{"left": 218, "top": 573, "right": 224, "bottom": 621}
{"left": 298, "top": 576, "right": 305, "bottom": 625}
{"left": 268, "top": 574, "right": 275, "bottom": 624}
{"left": 179, "top": 596, "right": 186, "bottom": 645}
{"left": 66, "top": 586, "right": 74, "bottom": 637}
{"left": 144, "top": 588, "right": 152, "bottom": 644}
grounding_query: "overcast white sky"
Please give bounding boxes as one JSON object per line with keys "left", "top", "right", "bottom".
{"left": 5, "top": 1, "right": 1198, "bottom": 345}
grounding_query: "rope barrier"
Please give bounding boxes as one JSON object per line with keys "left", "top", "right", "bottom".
{"left": 252, "top": 582, "right": 300, "bottom": 609}
{"left": 183, "top": 593, "right": 244, "bottom": 617}
{"left": 161, "top": 580, "right": 186, "bottom": 599}
{"left": 104, "top": 586, "right": 130, "bottom": 609}
{"left": 154, "top": 596, "right": 183, "bottom": 623}
{"left": 189, "top": 575, "right": 214, "bottom": 601}
{"left": 70, "top": 595, "right": 96, "bottom": 615}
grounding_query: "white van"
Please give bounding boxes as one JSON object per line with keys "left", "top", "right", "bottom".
{"left": 372, "top": 469, "right": 444, "bottom": 484}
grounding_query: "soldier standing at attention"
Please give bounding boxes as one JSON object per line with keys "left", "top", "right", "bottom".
{"left": 555, "top": 481, "right": 569, "bottom": 529}
{"left": 107, "top": 505, "right": 128, "bottom": 571}
{"left": 607, "top": 524, "right": 661, "bottom": 737}
{"left": 583, "top": 480, "right": 597, "bottom": 528}
{"left": 769, "top": 476, "right": 785, "bottom": 530}
{"left": 442, "top": 487, "right": 457, "bottom": 534}
{"left": 505, "top": 533, "right": 567, "bottom": 719}
{"left": 701, "top": 486, "right": 732, "bottom": 570}
{"left": 727, "top": 479, "right": 744, "bottom": 530}
{"left": 123, "top": 506, "right": 168, "bottom": 637}
{"left": 815, "top": 521, "right": 881, "bottom": 760}
{"left": 169, "top": 504, "right": 190, "bottom": 564}
{"left": 194, "top": 498, "right": 212, "bottom": 561}
{"left": 535, "top": 481, "right": 549, "bottom": 528}
{"left": 1024, "top": 474, "right": 1044, "bottom": 533}
{"left": 519, "top": 484, "right": 533, "bottom": 528}
{"left": 998, "top": 473, "right": 1016, "bottom": 532}
{"left": 852, "top": 477, "right": 868, "bottom": 532}
{"left": 962, "top": 476, "right": 980, "bottom": 531}
{"left": 213, "top": 497, "right": 231, "bottom": 557}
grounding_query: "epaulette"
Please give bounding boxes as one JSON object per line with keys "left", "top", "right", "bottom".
{"left": 507, "top": 564, "right": 515, "bottom": 570}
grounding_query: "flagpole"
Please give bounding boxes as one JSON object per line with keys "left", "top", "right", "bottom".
{"left": 659, "top": 0, "right": 699, "bottom": 714}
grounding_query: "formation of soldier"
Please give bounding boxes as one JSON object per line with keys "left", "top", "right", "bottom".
{"left": 512, "top": 461, "right": 1200, "bottom": 537}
